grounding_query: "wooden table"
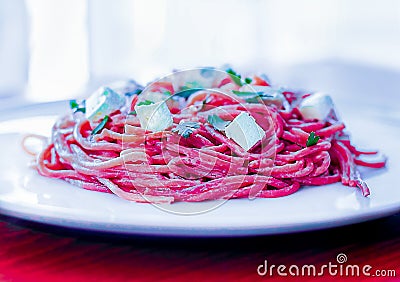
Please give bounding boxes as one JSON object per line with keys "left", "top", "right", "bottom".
{"left": 0, "top": 213, "right": 398, "bottom": 282}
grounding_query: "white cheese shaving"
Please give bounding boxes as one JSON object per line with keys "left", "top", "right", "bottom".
{"left": 85, "top": 87, "right": 125, "bottom": 121}
{"left": 135, "top": 101, "right": 173, "bottom": 132}
{"left": 299, "top": 92, "right": 334, "bottom": 121}
{"left": 225, "top": 112, "right": 265, "bottom": 151}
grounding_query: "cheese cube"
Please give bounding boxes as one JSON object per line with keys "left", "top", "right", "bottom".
{"left": 225, "top": 112, "right": 265, "bottom": 151}
{"left": 135, "top": 101, "right": 173, "bottom": 132}
{"left": 299, "top": 92, "right": 334, "bottom": 121}
{"left": 85, "top": 87, "right": 126, "bottom": 121}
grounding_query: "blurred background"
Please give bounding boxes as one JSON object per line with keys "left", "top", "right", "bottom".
{"left": 0, "top": 0, "right": 399, "bottom": 105}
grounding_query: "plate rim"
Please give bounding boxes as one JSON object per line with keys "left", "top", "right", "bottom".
{"left": 0, "top": 101, "right": 399, "bottom": 237}
{"left": 0, "top": 202, "right": 398, "bottom": 237}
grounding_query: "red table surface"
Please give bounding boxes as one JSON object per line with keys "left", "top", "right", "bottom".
{"left": 0, "top": 213, "right": 399, "bottom": 282}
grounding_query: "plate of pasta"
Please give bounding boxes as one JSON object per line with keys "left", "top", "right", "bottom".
{"left": 0, "top": 68, "right": 399, "bottom": 236}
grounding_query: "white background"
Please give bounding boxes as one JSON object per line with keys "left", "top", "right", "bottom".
{"left": 0, "top": 0, "right": 399, "bottom": 104}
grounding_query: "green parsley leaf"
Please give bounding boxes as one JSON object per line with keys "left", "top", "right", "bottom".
{"left": 232, "top": 90, "right": 264, "bottom": 96}
{"left": 207, "top": 115, "right": 230, "bottom": 131}
{"left": 128, "top": 111, "right": 136, "bottom": 115}
{"left": 232, "top": 89, "right": 275, "bottom": 104}
{"left": 77, "top": 107, "right": 86, "bottom": 113}
{"left": 91, "top": 115, "right": 109, "bottom": 135}
{"left": 245, "top": 94, "right": 275, "bottom": 104}
{"left": 69, "top": 99, "right": 86, "bottom": 113}
{"left": 133, "top": 89, "right": 142, "bottom": 95}
{"left": 172, "top": 121, "right": 200, "bottom": 138}
{"left": 226, "top": 68, "right": 237, "bottom": 76}
{"left": 175, "top": 88, "right": 203, "bottom": 98}
{"left": 244, "top": 77, "right": 252, "bottom": 84}
{"left": 226, "top": 68, "right": 243, "bottom": 86}
{"left": 198, "top": 94, "right": 212, "bottom": 111}
{"left": 306, "top": 131, "right": 320, "bottom": 147}
{"left": 136, "top": 100, "right": 155, "bottom": 107}
{"left": 70, "top": 99, "right": 79, "bottom": 109}
{"left": 244, "top": 96, "right": 262, "bottom": 103}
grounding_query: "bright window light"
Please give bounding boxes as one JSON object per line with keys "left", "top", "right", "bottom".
{"left": 26, "top": 0, "right": 89, "bottom": 102}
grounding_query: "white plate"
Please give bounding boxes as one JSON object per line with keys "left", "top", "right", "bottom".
{"left": 0, "top": 101, "right": 399, "bottom": 236}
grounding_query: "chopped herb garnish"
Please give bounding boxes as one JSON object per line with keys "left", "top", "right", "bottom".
{"left": 136, "top": 100, "right": 155, "bottom": 107}
{"left": 164, "top": 90, "right": 172, "bottom": 95}
{"left": 306, "top": 131, "right": 320, "bottom": 147}
{"left": 232, "top": 90, "right": 264, "bottom": 96}
{"left": 245, "top": 94, "right": 275, "bottom": 103}
{"left": 207, "top": 115, "right": 230, "bottom": 131}
{"left": 200, "top": 94, "right": 212, "bottom": 110}
{"left": 69, "top": 99, "right": 86, "bottom": 113}
{"left": 245, "top": 96, "right": 262, "bottom": 103}
{"left": 232, "top": 89, "right": 275, "bottom": 103}
{"left": 70, "top": 99, "right": 79, "bottom": 109}
{"left": 226, "top": 68, "right": 243, "bottom": 86}
{"left": 128, "top": 111, "right": 136, "bottom": 115}
{"left": 172, "top": 121, "right": 200, "bottom": 138}
{"left": 244, "top": 77, "right": 252, "bottom": 84}
{"left": 91, "top": 115, "right": 109, "bottom": 135}
{"left": 226, "top": 68, "right": 239, "bottom": 76}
